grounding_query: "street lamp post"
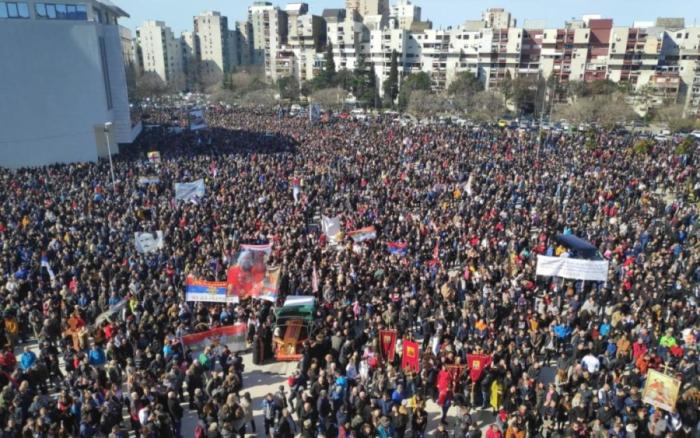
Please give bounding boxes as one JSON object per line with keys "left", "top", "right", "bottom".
{"left": 104, "top": 122, "right": 116, "bottom": 188}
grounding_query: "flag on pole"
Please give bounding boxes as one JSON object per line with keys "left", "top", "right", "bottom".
{"left": 348, "top": 226, "right": 377, "bottom": 243}
{"left": 379, "top": 330, "right": 398, "bottom": 363}
{"left": 321, "top": 216, "right": 342, "bottom": 246}
{"left": 40, "top": 255, "right": 55, "bottom": 280}
{"left": 467, "top": 354, "right": 492, "bottom": 382}
{"left": 312, "top": 265, "right": 319, "bottom": 294}
{"left": 387, "top": 242, "right": 408, "bottom": 256}
{"left": 401, "top": 340, "right": 420, "bottom": 373}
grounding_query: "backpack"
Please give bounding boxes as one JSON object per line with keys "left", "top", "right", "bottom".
{"left": 194, "top": 423, "right": 205, "bottom": 438}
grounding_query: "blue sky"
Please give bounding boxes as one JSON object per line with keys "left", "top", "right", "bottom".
{"left": 117, "top": 0, "right": 699, "bottom": 34}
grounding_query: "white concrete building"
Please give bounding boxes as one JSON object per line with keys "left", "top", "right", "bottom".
{"left": 0, "top": 0, "right": 136, "bottom": 168}
{"left": 248, "top": 2, "right": 288, "bottom": 78}
{"left": 324, "top": 8, "right": 367, "bottom": 72}
{"left": 391, "top": 0, "right": 420, "bottom": 31}
{"left": 136, "top": 20, "right": 184, "bottom": 87}
{"left": 285, "top": 4, "right": 327, "bottom": 83}
{"left": 194, "top": 11, "right": 234, "bottom": 83}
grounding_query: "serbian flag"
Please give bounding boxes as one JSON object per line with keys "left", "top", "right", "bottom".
{"left": 348, "top": 226, "right": 377, "bottom": 243}
{"left": 185, "top": 277, "right": 234, "bottom": 303}
{"left": 379, "top": 330, "right": 397, "bottom": 362}
{"left": 467, "top": 354, "right": 492, "bottom": 382}
{"left": 181, "top": 323, "right": 247, "bottom": 354}
{"left": 387, "top": 242, "right": 408, "bottom": 256}
{"left": 401, "top": 340, "right": 420, "bottom": 373}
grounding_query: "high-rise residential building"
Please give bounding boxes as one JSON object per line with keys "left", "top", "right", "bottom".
{"left": 236, "top": 21, "right": 254, "bottom": 66}
{"left": 391, "top": 0, "right": 420, "bottom": 31}
{"left": 324, "top": 8, "right": 367, "bottom": 72}
{"left": 194, "top": 11, "right": 234, "bottom": 83}
{"left": 0, "top": 0, "right": 136, "bottom": 168}
{"left": 346, "top": 0, "right": 390, "bottom": 20}
{"left": 483, "top": 8, "right": 516, "bottom": 29}
{"left": 248, "top": 2, "right": 288, "bottom": 78}
{"left": 136, "top": 20, "right": 184, "bottom": 87}
{"left": 285, "top": 3, "right": 327, "bottom": 83}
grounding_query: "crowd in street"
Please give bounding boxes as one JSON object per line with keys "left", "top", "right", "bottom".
{"left": 0, "top": 104, "right": 698, "bottom": 438}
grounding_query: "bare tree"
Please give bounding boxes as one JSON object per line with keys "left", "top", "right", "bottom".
{"left": 310, "top": 87, "right": 347, "bottom": 111}
{"left": 240, "top": 89, "right": 277, "bottom": 108}
{"left": 406, "top": 90, "right": 450, "bottom": 119}
{"left": 134, "top": 72, "right": 169, "bottom": 100}
{"left": 554, "top": 94, "right": 636, "bottom": 128}
{"left": 469, "top": 91, "right": 507, "bottom": 122}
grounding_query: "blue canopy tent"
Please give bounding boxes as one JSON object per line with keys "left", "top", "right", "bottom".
{"left": 554, "top": 234, "right": 601, "bottom": 260}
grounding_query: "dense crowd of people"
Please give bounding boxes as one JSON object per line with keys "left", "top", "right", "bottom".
{"left": 0, "top": 104, "right": 698, "bottom": 438}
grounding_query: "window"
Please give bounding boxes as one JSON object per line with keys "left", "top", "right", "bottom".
{"left": 46, "top": 3, "right": 55, "bottom": 17}
{"left": 98, "top": 37, "right": 113, "bottom": 110}
{"left": 35, "top": 3, "right": 46, "bottom": 17}
{"left": 55, "top": 3, "right": 66, "bottom": 18}
{"left": 65, "top": 4, "right": 75, "bottom": 18}
{"left": 75, "top": 4, "right": 85, "bottom": 19}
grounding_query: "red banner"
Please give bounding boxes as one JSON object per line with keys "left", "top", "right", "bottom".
{"left": 379, "top": 330, "right": 397, "bottom": 363}
{"left": 467, "top": 354, "right": 492, "bottom": 382}
{"left": 445, "top": 364, "right": 467, "bottom": 383}
{"left": 401, "top": 340, "right": 420, "bottom": 373}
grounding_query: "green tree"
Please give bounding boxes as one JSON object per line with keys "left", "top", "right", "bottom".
{"left": 397, "top": 72, "right": 431, "bottom": 111}
{"left": 353, "top": 52, "right": 379, "bottom": 108}
{"left": 500, "top": 70, "right": 514, "bottom": 105}
{"left": 277, "top": 76, "right": 299, "bottom": 101}
{"left": 447, "top": 71, "right": 483, "bottom": 97}
{"left": 324, "top": 42, "right": 336, "bottom": 80}
{"left": 383, "top": 50, "right": 400, "bottom": 106}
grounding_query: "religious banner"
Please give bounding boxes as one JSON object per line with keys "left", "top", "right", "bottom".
{"left": 134, "top": 231, "right": 164, "bottom": 254}
{"left": 181, "top": 323, "right": 247, "bottom": 355}
{"left": 401, "top": 340, "right": 420, "bottom": 373}
{"left": 226, "top": 246, "right": 269, "bottom": 301}
{"left": 642, "top": 369, "right": 682, "bottom": 412}
{"left": 185, "top": 277, "right": 238, "bottom": 304}
{"left": 348, "top": 226, "right": 377, "bottom": 243}
{"left": 467, "top": 354, "right": 492, "bottom": 382}
{"left": 247, "top": 266, "right": 281, "bottom": 302}
{"left": 379, "top": 329, "right": 398, "bottom": 362}
{"left": 147, "top": 151, "right": 161, "bottom": 164}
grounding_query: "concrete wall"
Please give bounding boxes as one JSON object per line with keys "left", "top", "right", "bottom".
{"left": 0, "top": 20, "right": 130, "bottom": 168}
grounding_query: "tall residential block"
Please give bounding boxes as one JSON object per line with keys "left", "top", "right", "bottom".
{"left": 136, "top": 20, "right": 184, "bottom": 87}
{"left": 194, "top": 11, "right": 234, "bottom": 83}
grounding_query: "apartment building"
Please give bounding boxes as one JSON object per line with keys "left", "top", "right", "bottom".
{"left": 284, "top": 3, "right": 327, "bottom": 82}
{"left": 136, "top": 20, "right": 184, "bottom": 87}
{"left": 390, "top": 0, "right": 420, "bottom": 31}
{"left": 249, "top": 2, "right": 288, "bottom": 78}
{"left": 0, "top": 0, "right": 135, "bottom": 168}
{"left": 346, "top": 0, "right": 389, "bottom": 21}
{"left": 194, "top": 11, "right": 234, "bottom": 83}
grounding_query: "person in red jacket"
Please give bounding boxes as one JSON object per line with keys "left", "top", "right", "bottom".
{"left": 485, "top": 424, "right": 503, "bottom": 438}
